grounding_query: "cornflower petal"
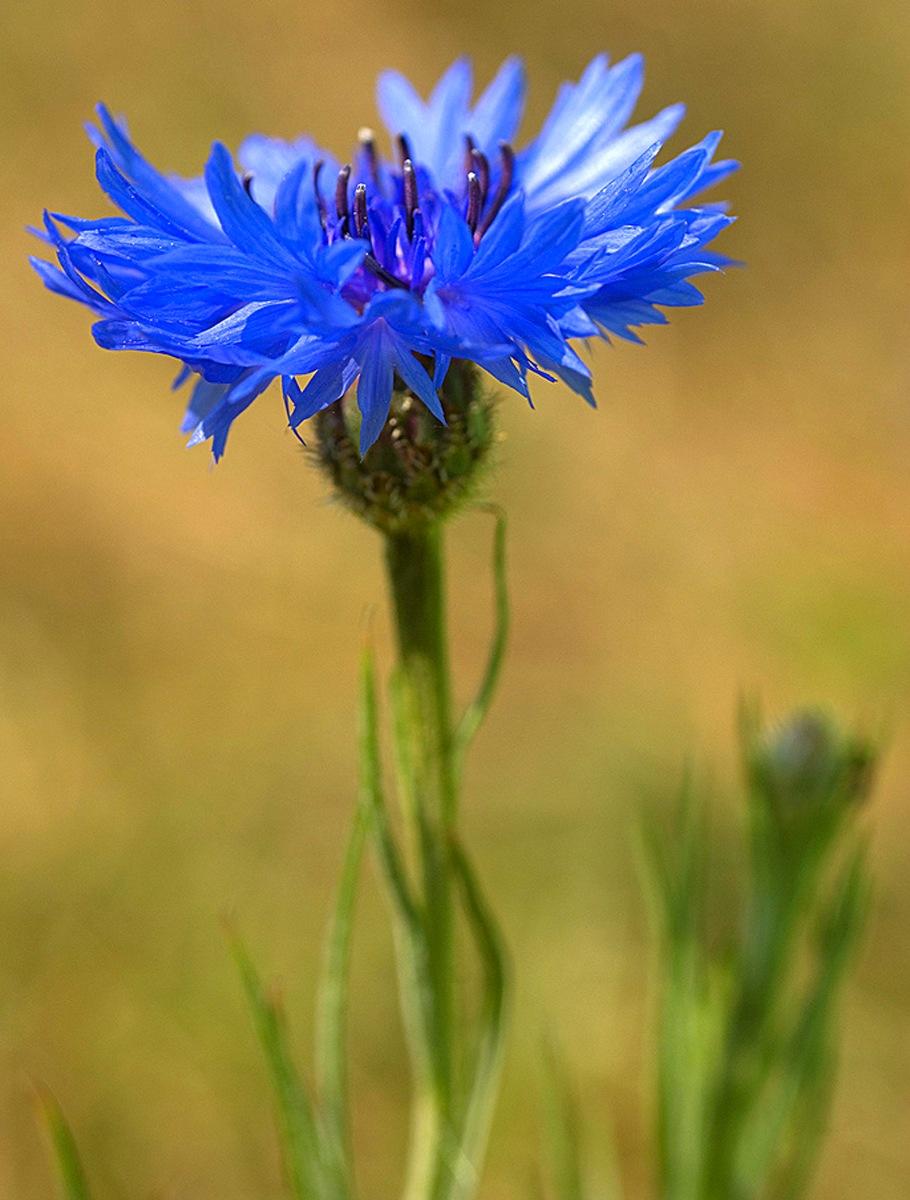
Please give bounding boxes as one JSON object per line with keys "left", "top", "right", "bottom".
{"left": 31, "top": 54, "right": 737, "bottom": 458}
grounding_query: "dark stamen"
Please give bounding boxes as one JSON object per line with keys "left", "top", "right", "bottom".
{"left": 242, "top": 172, "right": 255, "bottom": 198}
{"left": 313, "top": 160, "right": 327, "bottom": 228}
{"left": 396, "top": 133, "right": 412, "bottom": 168}
{"left": 475, "top": 142, "right": 515, "bottom": 242}
{"left": 335, "top": 164, "right": 352, "bottom": 236}
{"left": 465, "top": 171, "right": 482, "bottom": 233}
{"left": 402, "top": 159, "right": 418, "bottom": 239}
{"left": 358, "top": 127, "right": 379, "bottom": 183}
{"left": 464, "top": 133, "right": 477, "bottom": 175}
{"left": 363, "top": 253, "right": 409, "bottom": 290}
{"left": 353, "top": 183, "right": 369, "bottom": 240}
{"left": 470, "top": 148, "right": 490, "bottom": 208}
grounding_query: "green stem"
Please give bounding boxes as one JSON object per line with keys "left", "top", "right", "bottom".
{"left": 384, "top": 522, "right": 459, "bottom": 1199}
{"left": 385, "top": 524, "right": 458, "bottom": 829}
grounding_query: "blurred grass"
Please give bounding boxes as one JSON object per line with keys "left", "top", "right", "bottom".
{"left": 1, "top": 0, "right": 909, "bottom": 1196}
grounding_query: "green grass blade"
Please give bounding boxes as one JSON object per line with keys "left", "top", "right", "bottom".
{"left": 638, "top": 787, "right": 721, "bottom": 1200}
{"left": 540, "top": 1041, "right": 586, "bottom": 1200}
{"left": 770, "top": 846, "right": 871, "bottom": 1200}
{"left": 455, "top": 507, "right": 509, "bottom": 765}
{"left": 442, "top": 836, "right": 509, "bottom": 1200}
{"left": 226, "top": 925, "right": 326, "bottom": 1200}
{"left": 36, "top": 1087, "right": 91, "bottom": 1200}
{"left": 315, "top": 797, "right": 370, "bottom": 1199}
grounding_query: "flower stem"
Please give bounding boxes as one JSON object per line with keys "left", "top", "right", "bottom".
{"left": 384, "top": 521, "right": 459, "bottom": 1198}
{"left": 385, "top": 523, "right": 458, "bottom": 829}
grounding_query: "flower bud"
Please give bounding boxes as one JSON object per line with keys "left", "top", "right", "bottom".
{"left": 312, "top": 361, "right": 497, "bottom": 534}
{"left": 748, "top": 709, "right": 875, "bottom": 822}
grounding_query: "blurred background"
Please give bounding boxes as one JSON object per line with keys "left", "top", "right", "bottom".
{"left": 2, "top": 0, "right": 909, "bottom": 1196}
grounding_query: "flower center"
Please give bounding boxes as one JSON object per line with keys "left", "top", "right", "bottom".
{"left": 311, "top": 130, "right": 516, "bottom": 296}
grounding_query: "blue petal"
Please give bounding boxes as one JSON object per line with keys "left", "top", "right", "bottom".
{"left": 581, "top": 143, "right": 661, "bottom": 236}
{"left": 355, "top": 337, "right": 394, "bottom": 454}
{"left": 93, "top": 104, "right": 220, "bottom": 241}
{"left": 203, "top": 143, "right": 298, "bottom": 267}
{"left": 470, "top": 191, "right": 526, "bottom": 274}
{"left": 430, "top": 58, "right": 474, "bottom": 150}
{"left": 433, "top": 201, "right": 475, "bottom": 282}
{"left": 469, "top": 57, "right": 526, "bottom": 149}
{"left": 392, "top": 342, "right": 445, "bottom": 424}
{"left": 186, "top": 371, "right": 272, "bottom": 460}
{"left": 95, "top": 148, "right": 202, "bottom": 239}
{"left": 181, "top": 376, "right": 230, "bottom": 432}
{"left": 377, "top": 70, "right": 426, "bottom": 144}
{"left": 237, "top": 133, "right": 322, "bottom": 211}
{"left": 288, "top": 360, "right": 359, "bottom": 427}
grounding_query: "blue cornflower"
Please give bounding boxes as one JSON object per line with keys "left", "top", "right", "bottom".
{"left": 31, "top": 54, "right": 738, "bottom": 459}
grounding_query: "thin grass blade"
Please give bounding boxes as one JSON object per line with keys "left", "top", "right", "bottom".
{"left": 540, "top": 1040, "right": 586, "bottom": 1200}
{"left": 315, "top": 795, "right": 370, "bottom": 1199}
{"left": 442, "top": 835, "right": 509, "bottom": 1200}
{"left": 36, "top": 1087, "right": 91, "bottom": 1200}
{"left": 225, "top": 924, "right": 326, "bottom": 1200}
{"left": 455, "top": 506, "right": 509, "bottom": 765}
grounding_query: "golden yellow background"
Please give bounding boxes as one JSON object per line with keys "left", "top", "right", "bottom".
{"left": 2, "top": 1, "right": 909, "bottom": 1196}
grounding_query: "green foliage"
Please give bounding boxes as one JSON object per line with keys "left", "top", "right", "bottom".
{"left": 446, "top": 835, "right": 509, "bottom": 1200}
{"left": 315, "top": 791, "right": 371, "bottom": 1196}
{"left": 540, "top": 1042, "right": 588, "bottom": 1200}
{"left": 34, "top": 479, "right": 873, "bottom": 1200}
{"left": 226, "top": 926, "right": 329, "bottom": 1200}
{"left": 362, "top": 510, "right": 510, "bottom": 1200}
{"left": 221, "top": 507, "right": 511, "bottom": 1200}
{"left": 219, "top": 507, "right": 511, "bottom": 1200}
{"left": 641, "top": 706, "right": 874, "bottom": 1200}
{"left": 37, "top": 504, "right": 510, "bottom": 1200}
{"left": 454, "top": 505, "right": 509, "bottom": 775}
{"left": 36, "top": 1086, "right": 92, "bottom": 1200}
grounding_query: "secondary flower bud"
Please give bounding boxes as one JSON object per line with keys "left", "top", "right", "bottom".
{"left": 749, "top": 709, "right": 875, "bottom": 821}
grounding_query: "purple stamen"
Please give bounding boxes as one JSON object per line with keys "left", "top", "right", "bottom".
{"left": 469, "top": 148, "right": 490, "bottom": 209}
{"left": 335, "top": 164, "right": 352, "bottom": 236}
{"left": 465, "top": 171, "right": 482, "bottom": 233}
{"left": 242, "top": 172, "right": 255, "bottom": 198}
{"left": 464, "top": 133, "right": 477, "bottom": 175}
{"left": 396, "top": 133, "right": 412, "bottom": 169}
{"left": 363, "top": 254, "right": 409, "bottom": 290}
{"left": 353, "top": 183, "right": 369, "bottom": 240}
{"left": 402, "top": 159, "right": 418, "bottom": 239}
{"left": 313, "top": 160, "right": 327, "bottom": 228}
{"left": 475, "top": 142, "right": 515, "bottom": 242}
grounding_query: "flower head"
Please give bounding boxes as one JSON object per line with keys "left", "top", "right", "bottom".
{"left": 31, "top": 55, "right": 738, "bottom": 459}
{"left": 748, "top": 709, "right": 875, "bottom": 823}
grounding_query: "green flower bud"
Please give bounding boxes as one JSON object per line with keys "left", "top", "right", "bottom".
{"left": 748, "top": 708, "right": 875, "bottom": 822}
{"left": 312, "top": 361, "right": 498, "bottom": 535}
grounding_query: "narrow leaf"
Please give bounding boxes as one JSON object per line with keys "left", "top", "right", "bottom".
{"left": 36, "top": 1087, "right": 91, "bottom": 1200}
{"left": 455, "top": 507, "right": 509, "bottom": 765}
{"left": 315, "top": 797, "right": 370, "bottom": 1199}
{"left": 226, "top": 925, "right": 325, "bottom": 1200}
{"left": 540, "top": 1042, "right": 586, "bottom": 1200}
{"left": 442, "top": 836, "right": 509, "bottom": 1200}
